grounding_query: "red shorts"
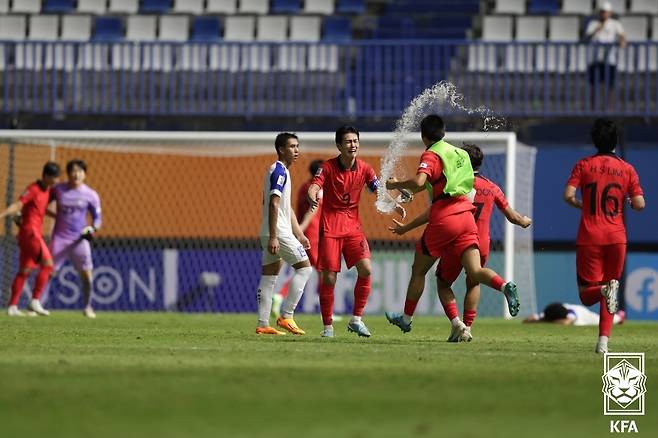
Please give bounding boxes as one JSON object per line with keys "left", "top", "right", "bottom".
{"left": 307, "top": 236, "right": 319, "bottom": 268}
{"left": 576, "top": 244, "right": 626, "bottom": 286}
{"left": 317, "top": 233, "right": 371, "bottom": 272}
{"left": 416, "top": 211, "right": 479, "bottom": 259}
{"left": 18, "top": 232, "right": 52, "bottom": 269}
{"left": 436, "top": 253, "right": 488, "bottom": 285}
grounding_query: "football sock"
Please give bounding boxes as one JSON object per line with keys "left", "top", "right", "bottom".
{"left": 281, "top": 267, "right": 312, "bottom": 318}
{"left": 463, "top": 309, "right": 477, "bottom": 327}
{"left": 352, "top": 276, "right": 371, "bottom": 317}
{"left": 599, "top": 297, "right": 613, "bottom": 337}
{"left": 349, "top": 315, "right": 362, "bottom": 324}
{"left": 598, "top": 335, "right": 609, "bottom": 349}
{"left": 450, "top": 316, "right": 462, "bottom": 327}
{"left": 491, "top": 275, "right": 505, "bottom": 291}
{"left": 10, "top": 271, "right": 29, "bottom": 306}
{"left": 319, "top": 282, "right": 335, "bottom": 326}
{"left": 256, "top": 275, "right": 277, "bottom": 327}
{"left": 579, "top": 285, "right": 602, "bottom": 306}
{"left": 442, "top": 300, "right": 459, "bottom": 321}
{"left": 404, "top": 298, "right": 418, "bottom": 321}
{"left": 32, "top": 265, "right": 53, "bottom": 301}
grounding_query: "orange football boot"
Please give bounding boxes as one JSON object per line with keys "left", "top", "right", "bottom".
{"left": 255, "top": 326, "right": 286, "bottom": 335}
{"left": 276, "top": 316, "right": 306, "bottom": 335}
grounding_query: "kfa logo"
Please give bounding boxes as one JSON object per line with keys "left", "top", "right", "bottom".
{"left": 602, "top": 353, "right": 646, "bottom": 433}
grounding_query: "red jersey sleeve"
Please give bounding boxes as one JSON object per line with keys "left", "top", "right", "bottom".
{"left": 417, "top": 151, "right": 442, "bottom": 180}
{"left": 566, "top": 160, "right": 582, "bottom": 188}
{"left": 493, "top": 184, "right": 510, "bottom": 211}
{"left": 311, "top": 161, "right": 330, "bottom": 188}
{"left": 19, "top": 184, "right": 36, "bottom": 205}
{"left": 627, "top": 165, "right": 643, "bottom": 197}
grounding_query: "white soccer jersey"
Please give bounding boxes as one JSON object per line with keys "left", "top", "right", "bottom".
{"left": 564, "top": 303, "right": 600, "bottom": 326}
{"left": 260, "top": 161, "right": 293, "bottom": 238}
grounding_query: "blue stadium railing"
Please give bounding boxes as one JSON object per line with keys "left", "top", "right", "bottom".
{"left": 0, "top": 40, "right": 656, "bottom": 117}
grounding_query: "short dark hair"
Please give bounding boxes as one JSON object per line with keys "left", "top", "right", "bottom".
{"left": 335, "top": 125, "right": 359, "bottom": 145}
{"left": 420, "top": 115, "right": 446, "bottom": 143}
{"left": 461, "top": 143, "right": 484, "bottom": 170}
{"left": 42, "top": 161, "right": 60, "bottom": 178}
{"left": 66, "top": 159, "right": 87, "bottom": 174}
{"left": 274, "top": 132, "right": 298, "bottom": 155}
{"left": 591, "top": 118, "right": 618, "bottom": 153}
{"left": 309, "top": 159, "right": 323, "bottom": 177}
{"left": 543, "top": 303, "right": 569, "bottom": 322}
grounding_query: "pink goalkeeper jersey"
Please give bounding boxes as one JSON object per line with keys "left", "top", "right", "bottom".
{"left": 52, "top": 183, "right": 102, "bottom": 240}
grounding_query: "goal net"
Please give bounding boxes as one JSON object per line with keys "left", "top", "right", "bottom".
{"left": 0, "top": 130, "right": 536, "bottom": 317}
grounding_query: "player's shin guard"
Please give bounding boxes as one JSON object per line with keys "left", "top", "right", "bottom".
{"left": 281, "top": 267, "right": 312, "bottom": 318}
{"left": 353, "top": 276, "right": 371, "bottom": 317}
{"left": 256, "top": 275, "right": 278, "bottom": 327}
{"left": 10, "top": 271, "right": 29, "bottom": 306}
{"left": 599, "top": 297, "right": 614, "bottom": 337}
{"left": 319, "top": 282, "right": 335, "bottom": 326}
{"left": 579, "top": 285, "right": 602, "bottom": 306}
{"left": 463, "top": 309, "right": 477, "bottom": 327}
{"left": 442, "top": 300, "right": 459, "bottom": 321}
{"left": 32, "top": 265, "right": 53, "bottom": 300}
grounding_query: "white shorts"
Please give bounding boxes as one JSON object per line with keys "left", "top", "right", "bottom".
{"left": 260, "top": 234, "right": 308, "bottom": 266}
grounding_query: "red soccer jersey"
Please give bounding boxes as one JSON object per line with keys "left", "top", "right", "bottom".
{"left": 416, "top": 151, "right": 475, "bottom": 224}
{"left": 18, "top": 181, "right": 52, "bottom": 237}
{"left": 567, "top": 153, "right": 643, "bottom": 245}
{"left": 311, "top": 157, "right": 378, "bottom": 238}
{"left": 296, "top": 179, "right": 322, "bottom": 241}
{"left": 472, "top": 174, "right": 509, "bottom": 256}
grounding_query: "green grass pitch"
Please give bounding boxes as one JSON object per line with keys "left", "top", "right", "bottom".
{"left": 0, "top": 312, "right": 655, "bottom": 438}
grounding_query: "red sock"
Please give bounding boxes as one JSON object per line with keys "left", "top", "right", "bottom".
{"left": 10, "top": 271, "right": 29, "bottom": 306}
{"left": 319, "top": 282, "right": 334, "bottom": 326}
{"left": 442, "top": 300, "right": 459, "bottom": 321}
{"left": 490, "top": 275, "right": 505, "bottom": 291}
{"left": 579, "top": 285, "right": 602, "bottom": 306}
{"left": 404, "top": 298, "right": 418, "bottom": 317}
{"left": 353, "top": 276, "right": 371, "bottom": 317}
{"left": 463, "top": 309, "right": 477, "bottom": 327}
{"left": 279, "top": 280, "right": 290, "bottom": 298}
{"left": 599, "top": 297, "right": 613, "bottom": 337}
{"left": 32, "top": 265, "right": 53, "bottom": 300}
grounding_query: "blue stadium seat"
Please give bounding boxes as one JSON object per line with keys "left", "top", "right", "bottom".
{"left": 141, "top": 0, "right": 171, "bottom": 13}
{"left": 93, "top": 17, "right": 123, "bottom": 41}
{"left": 336, "top": 0, "right": 366, "bottom": 14}
{"left": 44, "top": 0, "right": 75, "bottom": 13}
{"left": 271, "top": 0, "right": 301, "bottom": 14}
{"left": 191, "top": 16, "right": 222, "bottom": 41}
{"left": 528, "top": 0, "right": 559, "bottom": 14}
{"left": 323, "top": 16, "right": 351, "bottom": 41}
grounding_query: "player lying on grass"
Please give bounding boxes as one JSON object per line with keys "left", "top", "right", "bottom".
{"left": 49, "top": 159, "right": 102, "bottom": 319}
{"left": 307, "top": 126, "right": 405, "bottom": 338}
{"left": 255, "top": 133, "right": 313, "bottom": 335}
{"left": 563, "top": 118, "right": 644, "bottom": 353}
{"left": 385, "top": 115, "right": 520, "bottom": 342}
{"left": 524, "top": 302, "right": 625, "bottom": 326}
{"left": 386, "top": 142, "right": 531, "bottom": 341}
{"left": 0, "top": 162, "right": 60, "bottom": 316}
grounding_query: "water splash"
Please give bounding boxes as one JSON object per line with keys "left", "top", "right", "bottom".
{"left": 376, "top": 81, "right": 506, "bottom": 213}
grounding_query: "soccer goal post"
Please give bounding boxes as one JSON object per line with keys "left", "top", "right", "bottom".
{"left": 0, "top": 130, "right": 536, "bottom": 317}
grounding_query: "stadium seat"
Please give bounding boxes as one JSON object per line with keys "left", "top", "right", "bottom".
{"left": 211, "top": 16, "right": 254, "bottom": 71}
{"left": 649, "top": 17, "right": 658, "bottom": 70}
{"left": 618, "top": 15, "right": 648, "bottom": 72}
{"left": 224, "top": 16, "right": 255, "bottom": 41}
{"left": 158, "top": 15, "right": 188, "bottom": 71}
{"left": 537, "top": 16, "right": 581, "bottom": 72}
{"left": 493, "top": 0, "right": 526, "bottom": 14}
{"left": 0, "top": 0, "right": 7, "bottom": 13}
{"left": 322, "top": 16, "right": 351, "bottom": 41}
{"left": 373, "top": 16, "right": 414, "bottom": 39}
{"left": 630, "top": 0, "right": 658, "bottom": 14}
{"left": 11, "top": 0, "right": 40, "bottom": 13}
{"left": 94, "top": 17, "right": 124, "bottom": 41}
{"left": 173, "top": 0, "right": 204, "bottom": 14}
{"left": 113, "top": 16, "right": 157, "bottom": 71}
{"left": 505, "top": 16, "right": 546, "bottom": 72}
{"left": 62, "top": 15, "right": 92, "bottom": 40}
{"left": 44, "top": 0, "right": 75, "bottom": 13}
{"left": 206, "top": 0, "right": 238, "bottom": 14}
{"left": 278, "top": 16, "right": 321, "bottom": 71}
{"left": 336, "top": 0, "right": 366, "bottom": 14}
{"left": 239, "top": 0, "right": 269, "bottom": 14}
{"left": 78, "top": 0, "right": 107, "bottom": 14}
{"left": 142, "top": 0, "right": 172, "bottom": 13}
{"left": 528, "top": 0, "right": 559, "bottom": 14}
{"left": 126, "top": 15, "right": 158, "bottom": 40}
{"left": 60, "top": 13, "right": 93, "bottom": 71}
{"left": 290, "top": 16, "right": 321, "bottom": 41}
{"left": 482, "top": 15, "right": 514, "bottom": 41}
{"left": 16, "top": 15, "right": 58, "bottom": 69}
{"left": 561, "top": 0, "right": 593, "bottom": 15}
{"left": 271, "top": 0, "right": 302, "bottom": 14}
{"left": 257, "top": 16, "right": 288, "bottom": 42}
{"left": 304, "top": 0, "right": 335, "bottom": 15}
{"left": 0, "top": 15, "right": 27, "bottom": 40}
{"left": 469, "top": 16, "right": 512, "bottom": 72}
{"left": 606, "top": 0, "right": 627, "bottom": 14}
{"left": 108, "top": 0, "right": 139, "bottom": 14}
{"left": 191, "top": 17, "right": 222, "bottom": 41}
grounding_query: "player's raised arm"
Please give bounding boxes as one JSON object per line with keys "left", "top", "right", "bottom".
{"left": 386, "top": 173, "right": 428, "bottom": 193}
{"left": 0, "top": 200, "right": 23, "bottom": 220}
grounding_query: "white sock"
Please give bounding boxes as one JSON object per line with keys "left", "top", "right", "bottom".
{"left": 281, "top": 267, "right": 312, "bottom": 319}
{"left": 324, "top": 324, "right": 333, "bottom": 330}
{"left": 598, "top": 335, "right": 609, "bottom": 345}
{"left": 402, "top": 314, "right": 413, "bottom": 324}
{"left": 450, "top": 317, "right": 462, "bottom": 327}
{"left": 257, "top": 275, "right": 278, "bottom": 327}
{"left": 349, "top": 315, "right": 362, "bottom": 324}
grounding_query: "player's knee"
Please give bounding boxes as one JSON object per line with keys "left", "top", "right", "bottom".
{"left": 356, "top": 265, "right": 371, "bottom": 278}
{"left": 321, "top": 271, "right": 337, "bottom": 285}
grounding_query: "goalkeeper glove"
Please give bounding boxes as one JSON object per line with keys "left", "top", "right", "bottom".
{"left": 81, "top": 226, "right": 96, "bottom": 241}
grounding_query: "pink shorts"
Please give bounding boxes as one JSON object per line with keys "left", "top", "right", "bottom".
{"left": 51, "top": 236, "right": 93, "bottom": 272}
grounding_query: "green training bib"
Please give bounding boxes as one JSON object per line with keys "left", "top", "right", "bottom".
{"left": 423, "top": 139, "right": 474, "bottom": 201}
